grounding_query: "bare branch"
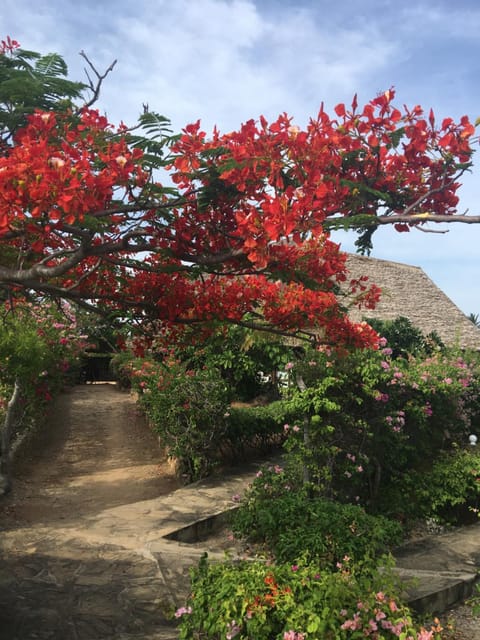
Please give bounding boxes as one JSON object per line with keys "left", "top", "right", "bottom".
{"left": 377, "top": 212, "right": 480, "bottom": 225}
{"left": 79, "top": 51, "right": 117, "bottom": 108}
{"left": 415, "top": 226, "right": 448, "bottom": 234}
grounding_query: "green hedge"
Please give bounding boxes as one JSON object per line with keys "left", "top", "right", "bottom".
{"left": 221, "top": 401, "right": 298, "bottom": 460}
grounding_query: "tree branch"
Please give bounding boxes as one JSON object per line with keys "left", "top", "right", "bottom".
{"left": 79, "top": 51, "right": 117, "bottom": 108}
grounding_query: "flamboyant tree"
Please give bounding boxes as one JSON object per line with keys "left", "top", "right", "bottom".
{"left": 0, "top": 37, "right": 478, "bottom": 350}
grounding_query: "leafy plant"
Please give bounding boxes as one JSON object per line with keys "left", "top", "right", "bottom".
{"left": 365, "top": 316, "right": 444, "bottom": 358}
{"left": 172, "top": 325, "right": 295, "bottom": 401}
{"left": 408, "top": 448, "right": 480, "bottom": 524}
{"left": 232, "top": 464, "right": 403, "bottom": 567}
{"left": 176, "top": 555, "right": 441, "bottom": 639}
{"left": 279, "top": 344, "right": 480, "bottom": 517}
{"left": 0, "top": 299, "right": 89, "bottom": 489}
{"left": 0, "top": 40, "right": 86, "bottom": 139}
{"left": 132, "top": 358, "right": 230, "bottom": 481}
{"left": 223, "top": 401, "right": 296, "bottom": 459}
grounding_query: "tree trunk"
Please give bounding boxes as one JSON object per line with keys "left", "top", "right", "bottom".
{"left": 0, "top": 377, "right": 21, "bottom": 495}
{"left": 295, "top": 373, "right": 311, "bottom": 487}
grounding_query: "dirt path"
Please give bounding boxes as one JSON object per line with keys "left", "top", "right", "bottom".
{"left": 0, "top": 383, "right": 183, "bottom": 640}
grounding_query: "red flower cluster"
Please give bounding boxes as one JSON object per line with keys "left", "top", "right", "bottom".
{"left": 0, "top": 86, "right": 476, "bottom": 350}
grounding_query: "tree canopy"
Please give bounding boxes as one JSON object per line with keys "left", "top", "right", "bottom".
{"left": 0, "top": 37, "right": 478, "bottom": 349}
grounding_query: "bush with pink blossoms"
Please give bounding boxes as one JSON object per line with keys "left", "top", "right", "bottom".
{"left": 0, "top": 300, "right": 88, "bottom": 465}
{"left": 282, "top": 343, "right": 480, "bottom": 518}
{"left": 176, "top": 555, "right": 443, "bottom": 639}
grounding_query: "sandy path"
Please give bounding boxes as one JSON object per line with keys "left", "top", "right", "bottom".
{"left": 1, "top": 384, "right": 181, "bottom": 525}
{"left": 1, "top": 384, "right": 479, "bottom": 639}
{"left": 0, "top": 383, "right": 183, "bottom": 639}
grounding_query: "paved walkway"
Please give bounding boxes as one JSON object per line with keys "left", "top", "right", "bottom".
{"left": 0, "top": 461, "right": 260, "bottom": 640}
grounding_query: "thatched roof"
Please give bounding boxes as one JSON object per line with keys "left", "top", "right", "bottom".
{"left": 346, "top": 254, "right": 480, "bottom": 349}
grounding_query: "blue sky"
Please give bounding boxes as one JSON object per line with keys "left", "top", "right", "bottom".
{"left": 2, "top": 0, "right": 480, "bottom": 315}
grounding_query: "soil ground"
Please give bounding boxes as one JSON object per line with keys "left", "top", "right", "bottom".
{"left": 1, "top": 383, "right": 181, "bottom": 526}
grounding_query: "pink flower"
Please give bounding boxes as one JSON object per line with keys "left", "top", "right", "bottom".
{"left": 285, "top": 362, "right": 294, "bottom": 371}
{"left": 388, "top": 599, "right": 399, "bottom": 612}
{"left": 417, "top": 630, "right": 434, "bottom": 640}
{"left": 283, "top": 632, "right": 305, "bottom": 640}
{"left": 226, "top": 620, "right": 241, "bottom": 639}
{"left": 174, "top": 606, "right": 192, "bottom": 618}
{"left": 341, "top": 613, "right": 361, "bottom": 630}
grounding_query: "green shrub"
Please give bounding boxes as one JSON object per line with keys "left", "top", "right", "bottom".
{"left": 365, "top": 316, "right": 444, "bottom": 358}
{"left": 232, "top": 464, "right": 403, "bottom": 567}
{"left": 171, "top": 325, "right": 296, "bottom": 401}
{"left": 114, "top": 352, "right": 299, "bottom": 469}
{"left": 409, "top": 448, "right": 480, "bottom": 524}
{"left": 223, "top": 401, "right": 298, "bottom": 458}
{"left": 132, "top": 359, "right": 230, "bottom": 481}
{"left": 175, "top": 556, "right": 438, "bottom": 639}
{"left": 281, "top": 344, "right": 480, "bottom": 517}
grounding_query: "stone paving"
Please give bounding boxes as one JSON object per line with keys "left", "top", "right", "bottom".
{"left": 0, "top": 466, "right": 257, "bottom": 639}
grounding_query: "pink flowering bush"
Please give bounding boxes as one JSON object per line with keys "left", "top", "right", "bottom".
{"left": 176, "top": 555, "right": 442, "bottom": 639}
{"left": 231, "top": 463, "right": 402, "bottom": 566}
{"left": 0, "top": 300, "right": 88, "bottom": 479}
{"left": 282, "top": 343, "right": 480, "bottom": 518}
{"left": 0, "top": 300, "right": 87, "bottom": 406}
{"left": 128, "top": 356, "right": 231, "bottom": 481}
{"left": 112, "top": 350, "right": 294, "bottom": 477}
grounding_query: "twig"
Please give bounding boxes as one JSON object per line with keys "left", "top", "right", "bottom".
{"left": 79, "top": 50, "right": 117, "bottom": 108}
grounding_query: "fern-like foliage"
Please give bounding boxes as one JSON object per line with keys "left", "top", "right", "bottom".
{"left": 0, "top": 48, "right": 86, "bottom": 142}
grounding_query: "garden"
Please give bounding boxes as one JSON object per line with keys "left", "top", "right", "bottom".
{"left": 2, "top": 34, "right": 480, "bottom": 638}
{"left": 110, "top": 318, "right": 480, "bottom": 639}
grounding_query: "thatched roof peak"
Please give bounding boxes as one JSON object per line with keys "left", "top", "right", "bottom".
{"left": 346, "top": 253, "right": 480, "bottom": 349}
